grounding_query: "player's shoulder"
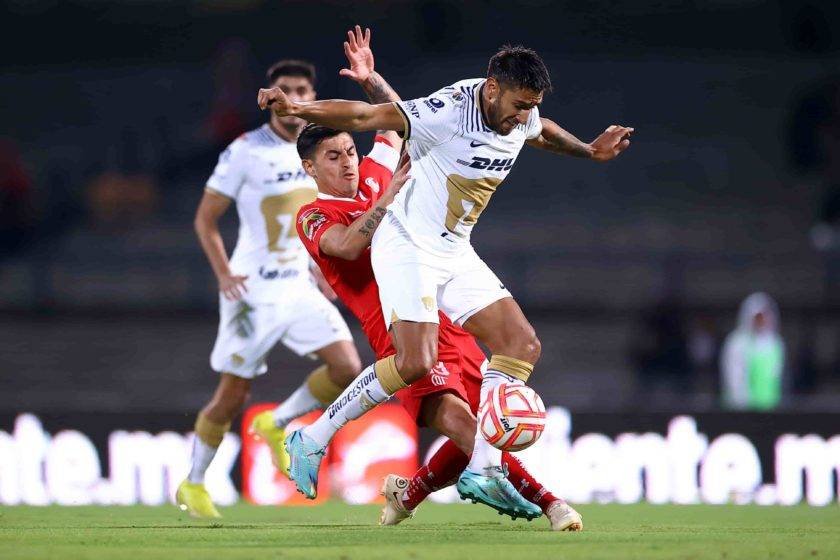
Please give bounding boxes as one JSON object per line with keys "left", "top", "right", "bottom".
{"left": 297, "top": 202, "right": 336, "bottom": 242}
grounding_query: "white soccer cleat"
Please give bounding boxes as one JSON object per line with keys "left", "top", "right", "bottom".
{"left": 379, "top": 474, "right": 416, "bottom": 526}
{"left": 546, "top": 501, "right": 583, "bottom": 531}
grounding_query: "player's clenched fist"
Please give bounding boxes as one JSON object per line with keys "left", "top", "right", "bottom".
{"left": 257, "top": 87, "right": 293, "bottom": 116}
{"left": 589, "top": 125, "right": 634, "bottom": 161}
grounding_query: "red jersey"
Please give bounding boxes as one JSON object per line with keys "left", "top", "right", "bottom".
{"left": 296, "top": 137, "right": 487, "bottom": 379}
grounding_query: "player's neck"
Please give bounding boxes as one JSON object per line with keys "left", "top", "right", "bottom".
{"left": 318, "top": 187, "right": 358, "bottom": 201}
{"left": 268, "top": 119, "right": 300, "bottom": 143}
{"left": 477, "top": 83, "right": 494, "bottom": 131}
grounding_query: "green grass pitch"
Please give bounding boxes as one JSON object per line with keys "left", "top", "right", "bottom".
{"left": 1, "top": 502, "right": 838, "bottom": 559}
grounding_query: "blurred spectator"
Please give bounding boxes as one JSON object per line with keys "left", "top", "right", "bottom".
{"left": 207, "top": 38, "right": 252, "bottom": 148}
{"left": 720, "top": 293, "right": 785, "bottom": 410}
{"left": 629, "top": 297, "right": 691, "bottom": 397}
{"left": 85, "top": 171, "right": 158, "bottom": 230}
{"left": 0, "top": 137, "right": 35, "bottom": 254}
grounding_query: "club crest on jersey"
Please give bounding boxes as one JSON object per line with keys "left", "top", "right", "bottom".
{"left": 456, "top": 156, "right": 516, "bottom": 171}
{"left": 299, "top": 208, "right": 327, "bottom": 241}
{"left": 364, "top": 177, "right": 381, "bottom": 193}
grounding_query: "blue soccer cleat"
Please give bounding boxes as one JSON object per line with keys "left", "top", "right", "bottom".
{"left": 284, "top": 429, "right": 326, "bottom": 499}
{"left": 456, "top": 467, "right": 542, "bottom": 521}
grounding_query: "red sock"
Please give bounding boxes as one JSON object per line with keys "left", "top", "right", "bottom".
{"left": 402, "top": 439, "right": 469, "bottom": 510}
{"left": 502, "top": 452, "right": 563, "bottom": 513}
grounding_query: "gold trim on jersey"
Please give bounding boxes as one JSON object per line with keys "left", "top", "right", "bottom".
{"left": 205, "top": 186, "right": 234, "bottom": 201}
{"left": 444, "top": 174, "right": 502, "bottom": 234}
{"left": 260, "top": 188, "right": 317, "bottom": 252}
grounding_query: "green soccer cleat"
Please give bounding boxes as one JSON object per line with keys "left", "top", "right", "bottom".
{"left": 456, "top": 467, "right": 542, "bottom": 521}
{"left": 285, "top": 429, "right": 326, "bottom": 499}
{"left": 175, "top": 480, "right": 221, "bottom": 519}
{"left": 249, "top": 410, "right": 289, "bottom": 476}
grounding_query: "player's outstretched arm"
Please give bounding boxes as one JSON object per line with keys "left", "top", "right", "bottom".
{"left": 527, "top": 118, "right": 633, "bottom": 161}
{"left": 258, "top": 90, "right": 405, "bottom": 134}
{"left": 338, "top": 25, "right": 403, "bottom": 148}
{"left": 319, "top": 153, "right": 411, "bottom": 260}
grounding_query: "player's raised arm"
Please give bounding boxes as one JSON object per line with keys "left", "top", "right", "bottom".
{"left": 338, "top": 25, "right": 403, "bottom": 149}
{"left": 258, "top": 91, "right": 404, "bottom": 134}
{"left": 527, "top": 117, "right": 633, "bottom": 161}
{"left": 319, "top": 152, "right": 411, "bottom": 261}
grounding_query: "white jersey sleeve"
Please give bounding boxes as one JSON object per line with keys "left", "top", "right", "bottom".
{"left": 524, "top": 105, "right": 543, "bottom": 140}
{"left": 206, "top": 137, "right": 249, "bottom": 199}
{"left": 393, "top": 86, "right": 463, "bottom": 148}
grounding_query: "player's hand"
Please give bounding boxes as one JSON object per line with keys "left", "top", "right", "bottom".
{"left": 219, "top": 273, "right": 249, "bottom": 301}
{"left": 589, "top": 125, "right": 634, "bottom": 161}
{"left": 384, "top": 152, "right": 412, "bottom": 199}
{"left": 257, "top": 87, "right": 294, "bottom": 116}
{"left": 338, "top": 25, "right": 374, "bottom": 83}
{"left": 310, "top": 264, "right": 338, "bottom": 301}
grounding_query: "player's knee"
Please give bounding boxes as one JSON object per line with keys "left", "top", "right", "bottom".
{"left": 396, "top": 351, "right": 437, "bottom": 383}
{"left": 502, "top": 328, "right": 541, "bottom": 364}
{"left": 523, "top": 332, "right": 542, "bottom": 363}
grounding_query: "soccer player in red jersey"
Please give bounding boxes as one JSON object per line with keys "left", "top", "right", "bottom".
{"left": 282, "top": 26, "right": 581, "bottom": 530}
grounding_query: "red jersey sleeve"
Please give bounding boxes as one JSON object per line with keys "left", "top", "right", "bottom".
{"left": 358, "top": 136, "right": 399, "bottom": 205}
{"left": 296, "top": 204, "right": 342, "bottom": 259}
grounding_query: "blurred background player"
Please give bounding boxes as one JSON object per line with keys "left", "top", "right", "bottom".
{"left": 259, "top": 35, "right": 632, "bottom": 507}
{"left": 176, "top": 60, "right": 362, "bottom": 518}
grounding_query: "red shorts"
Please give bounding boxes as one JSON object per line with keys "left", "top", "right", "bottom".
{"left": 395, "top": 358, "right": 483, "bottom": 424}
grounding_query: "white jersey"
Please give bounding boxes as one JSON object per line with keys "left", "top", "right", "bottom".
{"left": 206, "top": 124, "right": 317, "bottom": 303}
{"left": 391, "top": 78, "right": 543, "bottom": 253}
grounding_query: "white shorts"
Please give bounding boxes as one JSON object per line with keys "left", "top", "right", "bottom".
{"left": 371, "top": 213, "right": 512, "bottom": 331}
{"left": 210, "top": 282, "right": 352, "bottom": 379}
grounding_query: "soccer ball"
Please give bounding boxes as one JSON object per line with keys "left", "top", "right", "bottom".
{"left": 478, "top": 383, "right": 546, "bottom": 452}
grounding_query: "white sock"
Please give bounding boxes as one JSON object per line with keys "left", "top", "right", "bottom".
{"left": 467, "top": 369, "right": 523, "bottom": 474}
{"left": 272, "top": 383, "right": 322, "bottom": 428}
{"left": 188, "top": 437, "right": 218, "bottom": 484}
{"left": 304, "top": 364, "right": 390, "bottom": 448}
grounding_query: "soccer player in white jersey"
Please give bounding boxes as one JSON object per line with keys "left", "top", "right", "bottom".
{"left": 176, "top": 60, "right": 363, "bottom": 518}
{"left": 258, "top": 42, "right": 632, "bottom": 510}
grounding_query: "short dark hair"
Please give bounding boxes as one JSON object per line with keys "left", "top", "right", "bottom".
{"left": 297, "top": 123, "right": 345, "bottom": 160}
{"left": 266, "top": 59, "right": 316, "bottom": 86}
{"left": 487, "top": 45, "right": 552, "bottom": 93}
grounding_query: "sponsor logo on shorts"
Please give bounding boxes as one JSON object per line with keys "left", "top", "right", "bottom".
{"left": 429, "top": 361, "right": 451, "bottom": 387}
{"left": 421, "top": 296, "right": 435, "bottom": 312}
{"left": 231, "top": 353, "right": 245, "bottom": 366}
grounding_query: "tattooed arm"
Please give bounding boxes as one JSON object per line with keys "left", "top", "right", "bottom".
{"left": 338, "top": 25, "right": 403, "bottom": 149}
{"left": 527, "top": 118, "right": 634, "bottom": 161}
{"left": 318, "top": 153, "right": 411, "bottom": 260}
